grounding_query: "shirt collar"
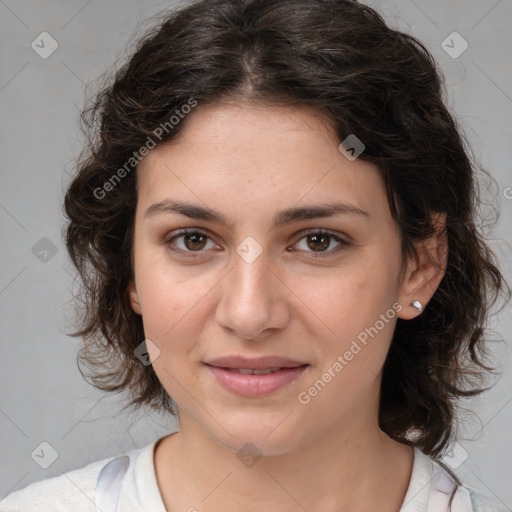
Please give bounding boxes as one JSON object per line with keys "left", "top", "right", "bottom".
{"left": 400, "top": 446, "right": 435, "bottom": 511}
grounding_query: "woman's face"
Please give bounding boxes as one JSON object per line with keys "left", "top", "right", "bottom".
{"left": 129, "top": 101, "right": 415, "bottom": 454}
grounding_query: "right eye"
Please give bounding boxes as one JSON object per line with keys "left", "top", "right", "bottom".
{"left": 164, "top": 229, "right": 220, "bottom": 258}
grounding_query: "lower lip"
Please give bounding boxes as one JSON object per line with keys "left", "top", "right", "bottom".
{"left": 205, "top": 364, "right": 308, "bottom": 397}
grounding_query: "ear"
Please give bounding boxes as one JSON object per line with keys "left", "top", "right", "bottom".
{"left": 128, "top": 279, "right": 142, "bottom": 315}
{"left": 397, "top": 212, "right": 448, "bottom": 320}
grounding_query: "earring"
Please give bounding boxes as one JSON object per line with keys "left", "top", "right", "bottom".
{"left": 410, "top": 300, "right": 423, "bottom": 312}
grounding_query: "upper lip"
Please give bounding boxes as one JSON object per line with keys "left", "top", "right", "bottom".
{"left": 204, "top": 356, "right": 308, "bottom": 370}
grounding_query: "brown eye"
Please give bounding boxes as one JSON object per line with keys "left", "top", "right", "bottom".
{"left": 165, "top": 229, "right": 218, "bottom": 258}
{"left": 305, "top": 233, "right": 331, "bottom": 252}
{"left": 293, "top": 229, "right": 351, "bottom": 258}
{"left": 182, "top": 232, "right": 208, "bottom": 251}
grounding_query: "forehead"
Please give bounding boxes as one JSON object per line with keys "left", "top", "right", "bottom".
{"left": 135, "top": 102, "right": 387, "bottom": 219}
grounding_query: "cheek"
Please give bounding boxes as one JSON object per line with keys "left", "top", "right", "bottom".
{"left": 142, "top": 276, "right": 207, "bottom": 345}
{"left": 137, "top": 269, "right": 203, "bottom": 394}
{"left": 295, "top": 257, "right": 399, "bottom": 365}
{"left": 135, "top": 256, "right": 218, "bottom": 351}
{"left": 299, "top": 264, "right": 392, "bottom": 332}
{"left": 295, "top": 267, "right": 398, "bottom": 416}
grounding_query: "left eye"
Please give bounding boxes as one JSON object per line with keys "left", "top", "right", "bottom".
{"left": 293, "top": 230, "right": 350, "bottom": 257}
{"left": 164, "top": 229, "right": 351, "bottom": 258}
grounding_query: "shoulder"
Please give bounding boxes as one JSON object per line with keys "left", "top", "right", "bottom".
{"left": 0, "top": 455, "right": 109, "bottom": 512}
{"left": 430, "top": 457, "right": 510, "bottom": 512}
{"left": 0, "top": 444, "right": 146, "bottom": 512}
{"left": 464, "top": 486, "right": 511, "bottom": 512}
{"left": 406, "top": 447, "right": 510, "bottom": 512}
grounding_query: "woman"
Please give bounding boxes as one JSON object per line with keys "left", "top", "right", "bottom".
{"left": 2, "top": 0, "right": 510, "bottom": 510}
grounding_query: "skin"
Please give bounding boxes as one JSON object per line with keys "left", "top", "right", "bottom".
{"left": 128, "top": 101, "right": 448, "bottom": 512}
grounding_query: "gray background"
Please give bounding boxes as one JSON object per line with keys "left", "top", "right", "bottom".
{"left": 1, "top": 0, "right": 511, "bottom": 507}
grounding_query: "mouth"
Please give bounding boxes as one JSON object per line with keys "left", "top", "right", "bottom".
{"left": 204, "top": 359, "right": 309, "bottom": 397}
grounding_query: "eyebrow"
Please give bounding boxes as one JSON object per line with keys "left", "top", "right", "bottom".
{"left": 144, "top": 199, "right": 370, "bottom": 228}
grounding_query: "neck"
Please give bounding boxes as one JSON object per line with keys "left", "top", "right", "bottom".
{"left": 154, "top": 408, "right": 414, "bottom": 512}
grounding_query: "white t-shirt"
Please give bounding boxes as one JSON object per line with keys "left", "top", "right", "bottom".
{"left": 1, "top": 436, "right": 509, "bottom": 511}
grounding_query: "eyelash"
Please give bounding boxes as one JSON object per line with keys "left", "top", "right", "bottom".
{"left": 163, "top": 228, "right": 351, "bottom": 259}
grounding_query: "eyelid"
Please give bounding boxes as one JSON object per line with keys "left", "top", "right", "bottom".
{"left": 297, "top": 228, "right": 352, "bottom": 244}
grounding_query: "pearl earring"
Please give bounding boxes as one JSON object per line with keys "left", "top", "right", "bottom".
{"left": 410, "top": 300, "right": 423, "bottom": 312}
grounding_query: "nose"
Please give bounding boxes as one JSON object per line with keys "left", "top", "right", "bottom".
{"left": 214, "top": 249, "right": 290, "bottom": 341}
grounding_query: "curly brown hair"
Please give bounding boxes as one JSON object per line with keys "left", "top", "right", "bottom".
{"left": 63, "top": 0, "right": 510, "bottom": 460}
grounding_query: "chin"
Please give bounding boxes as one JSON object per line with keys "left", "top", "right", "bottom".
{"left": 207, "top": 417, "right": 306, "bottom": 458}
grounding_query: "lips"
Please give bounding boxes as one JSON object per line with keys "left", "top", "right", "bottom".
{"left": 204, "top": 356, "right": 309, "bottom": 397}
